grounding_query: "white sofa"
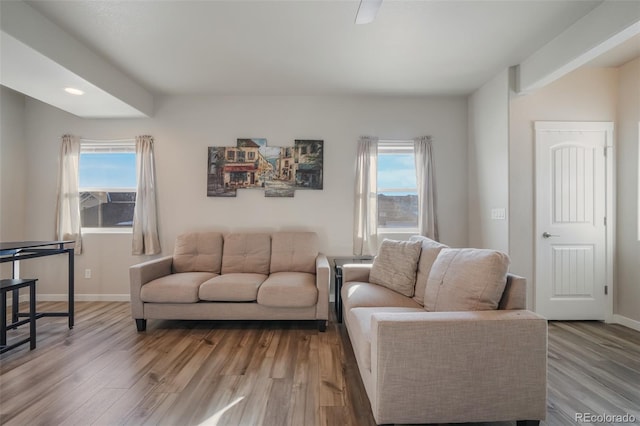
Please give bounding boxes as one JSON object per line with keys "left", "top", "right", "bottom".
{"left": 341, "top": 236, "right": 548, "bottom": 425}
{"left": 130, "top": 231, "right": 330, "bottom": 331}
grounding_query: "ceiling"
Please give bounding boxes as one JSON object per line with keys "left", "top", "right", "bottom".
{"left": 2, "top": 0, "right": 638, "bottom": 117}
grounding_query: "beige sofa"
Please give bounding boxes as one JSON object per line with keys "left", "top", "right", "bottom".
{"left": 341, "top": 236, "right": 547, "bottom": 425}
{"left": 130, "top": 231, "right": 330, "bottom": 331}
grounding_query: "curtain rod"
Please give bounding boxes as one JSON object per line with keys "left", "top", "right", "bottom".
{"left": 80, "top": 138, "right": 135, "bottom": 143}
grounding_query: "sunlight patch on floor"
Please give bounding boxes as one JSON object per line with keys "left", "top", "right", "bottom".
{"left": 197, "top": 396, "right": 245, "bottom": 426}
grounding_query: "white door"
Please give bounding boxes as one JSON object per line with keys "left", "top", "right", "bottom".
{"left": 535, "top": 122, "right": 613, "bottom": 320}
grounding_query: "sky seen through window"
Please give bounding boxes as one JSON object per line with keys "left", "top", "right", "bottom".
{"left": 79, "top": 153, "right": 137, "bottom": 189}
{"left": 377, "top": 153, "right": 417, "bottom": 195}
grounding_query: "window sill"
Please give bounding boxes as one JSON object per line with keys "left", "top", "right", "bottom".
{"left": 377, "top": 228, "right": 419, "bottom": 235}
{"left": 81, "top": 228, "right": 133, "bottom": 235}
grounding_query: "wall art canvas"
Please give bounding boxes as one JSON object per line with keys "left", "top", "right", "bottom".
{"left": 207, "top": 139, "right": 323, "bottom": 197}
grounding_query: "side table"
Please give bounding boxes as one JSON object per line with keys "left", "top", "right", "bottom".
{"left": 333, "top": 257, "right": 374, "bottom": 323}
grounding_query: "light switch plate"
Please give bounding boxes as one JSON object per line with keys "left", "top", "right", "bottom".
{"left": 491, "top": 208, "right": 506, "bottom": 220}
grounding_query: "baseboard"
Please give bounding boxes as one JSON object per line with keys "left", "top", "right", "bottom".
{"left": 9, "top": 294, "right": 130, "bottom": 305}
{"left": 613, "top": 314, "right": 640, "bottom": 332}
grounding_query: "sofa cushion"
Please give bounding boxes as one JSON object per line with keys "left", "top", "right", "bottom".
{"left": 140, "top": 272, "right": 216, "bottom": 303}
{"left": 199, "top": 273, "right": 268, "bottom": 302}
{"left": 173, "top": 232, "right": 223, "bottom": 273}
{"left": 424, "top": 248, "right": 510, "bottom": 312}
{"left": 270, "top": 231, "right": 318, "bottom": 274}
{"left": 348, "top": 307, "right": 424, "bottom": 371}
{"left": 369, "top": 239, "right": 422, "bottom": 297}
{"left": 222, "top": 233, "right": 271, "bottom": 275}
{"left": 409, "top": 235, "right": 448, "bottom": 306}
{"left": 257, "top": 272, "right": 318, "bottom": 307}
{"left": 341, "top": 281, "right": 423, "bottom": 312}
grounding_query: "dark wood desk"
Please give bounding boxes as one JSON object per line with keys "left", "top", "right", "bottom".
{"left": 0, "top": 241, "right": 75, "bottom": 329}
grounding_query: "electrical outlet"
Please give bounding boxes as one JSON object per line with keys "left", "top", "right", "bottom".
{"left": 84, "top": 269, "right": 92, "bottom": 279}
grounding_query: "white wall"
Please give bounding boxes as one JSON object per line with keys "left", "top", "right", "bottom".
{"left": 19, "top": 94, "right": 468, "bottom": 298}
{"left": 615, "top": 57, "right": 640, "bottom": 324}
{"left": 509, "top": 67, "right": 618, "bottom": 309}
{"left": 0, "top": 86, "right": 27, "bottom": 244}
{"left": 467, "top": 69, "right": 510, "bottom": 252}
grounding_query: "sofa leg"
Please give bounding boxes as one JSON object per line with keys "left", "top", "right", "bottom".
{"left": 517, "top": 421, "right": 540, "bottom": 426}
{"left": 135, "top": 319, "right": 147, "bottom": 332}
{"left": 318, "top": 320, "right": 327, "bottom": 332}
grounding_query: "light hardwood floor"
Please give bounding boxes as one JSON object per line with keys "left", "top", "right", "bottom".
{"left": 1, "top": 302, "right": 639, "bottom": 426}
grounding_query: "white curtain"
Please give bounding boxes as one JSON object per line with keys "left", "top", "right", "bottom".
{"left": 414, "top": 135, "right": 438, "bottom": 241}
{"left": 353, "top": 136, "right": 378, "bottom": 256}
{"left": 132, "top": 135, "right": 161, "bottom": 255}
{"left": 55, "top": 135, "right": 83, "bottom": 254}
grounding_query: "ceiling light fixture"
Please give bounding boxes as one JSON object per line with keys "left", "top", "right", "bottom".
{"left": 355, "top": 0, "right": 383, "bottom": 24}
{"left": 64, "top": 87, "right": 84, "bottom": 95}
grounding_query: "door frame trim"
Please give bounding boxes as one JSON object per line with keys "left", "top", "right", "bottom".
{"left": 534, "top": 121, "right": 615, "bottom": 322}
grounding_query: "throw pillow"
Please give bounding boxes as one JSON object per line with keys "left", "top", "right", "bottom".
{"left": 369, "top": 239, "right": 422, "bottom": 297}
{"left": 424, "top": 248, "right": 510, "bottom": 312}
{"left": 409, "top": 235, "right": 448, "bottom": 306}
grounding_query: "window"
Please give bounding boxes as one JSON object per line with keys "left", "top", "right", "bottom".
{"left": 79, "top": 141, "right": 136, "bottom": 230}
{"left": 377, "top": 141, "right": 418, "bottom": 233}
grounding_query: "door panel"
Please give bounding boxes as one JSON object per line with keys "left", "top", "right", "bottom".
{"left": 553, "top": 145, "right": 594, "bottom": 224}
{"left": 535, "top": 122, "right": 612, "bottom": 320}
{"left": 552, "top": 245, "right": 594, "bottom": 297}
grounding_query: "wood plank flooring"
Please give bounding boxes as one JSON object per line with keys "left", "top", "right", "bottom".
{"left": 1, "top": 302, "right": 639, "bottom": 426}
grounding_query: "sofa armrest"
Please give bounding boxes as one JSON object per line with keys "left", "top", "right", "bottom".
{"left": 369, "top": 310, "right": 547, "bottom": 424}
{"left": 315, "top": 253, "right": 331, "bottom": 321}
{"left": 499, "top": 273, "right": 527, "bottom": 310}
{"left": 129, "top": 256, "right": 173, "bottom": 319}
{"left": 342, "top": 263, "right": 372, "bottom": 283}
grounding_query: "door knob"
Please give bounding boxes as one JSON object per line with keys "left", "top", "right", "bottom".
{"left": 542, "top": 232, "right": 559, "bottom": 239}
